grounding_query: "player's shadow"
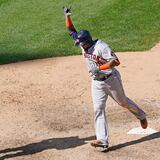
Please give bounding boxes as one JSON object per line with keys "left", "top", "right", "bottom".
{"left": 105, "top": 131, "right": 160, "bottom": 152}
{"left": 0, "top": 135, "right": 94, "bottom": 160}
{"left": 0, "top": 132, "right": 160, "bottom": 159}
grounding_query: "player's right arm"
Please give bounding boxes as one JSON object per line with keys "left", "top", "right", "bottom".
{"left": 98, "top": 45, "right": 120, "bottom": 70}
{"left": 63, "top": 7, "right": 78, "bottom": 40}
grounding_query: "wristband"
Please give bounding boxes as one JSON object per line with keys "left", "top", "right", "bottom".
{"left": 99, "top": 63, "right": 110, "bottom": 70}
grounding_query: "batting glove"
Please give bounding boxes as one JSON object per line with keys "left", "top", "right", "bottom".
{"left": 63, "top": 7, "right": 71, "bottom": 17}
{"left": 90, "top": 67, "right": 100, "bottom": 76}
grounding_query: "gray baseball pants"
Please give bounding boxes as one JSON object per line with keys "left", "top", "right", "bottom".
{"left": 91, "top": 70, "right": 146, "bottom": 145}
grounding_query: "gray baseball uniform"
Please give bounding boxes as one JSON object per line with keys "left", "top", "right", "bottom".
{"left": 63, "top": 7, "right": 147, "bottom": 146}
{"left": 81, "top": 39, "right": 146, "bottom": 145}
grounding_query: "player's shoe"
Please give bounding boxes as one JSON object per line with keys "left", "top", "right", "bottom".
{"left": 90, "top": 140, "right": 108, "bottom": 151}
{"left": 140, "top": 118, "right": 148, "bottom": 129}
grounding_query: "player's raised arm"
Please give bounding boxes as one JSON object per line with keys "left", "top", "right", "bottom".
{"left": 63, "top": 7, "right": 77, "bottom": 39}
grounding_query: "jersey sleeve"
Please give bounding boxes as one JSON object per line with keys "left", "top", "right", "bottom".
{"left": 101, "top": 44, "right": 118, "bottom": 61}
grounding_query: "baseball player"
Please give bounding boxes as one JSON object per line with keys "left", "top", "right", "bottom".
{"left": 63, "top": 7, "right": 148, "bottom": 149}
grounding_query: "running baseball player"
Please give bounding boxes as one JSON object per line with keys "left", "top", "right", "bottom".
{"left": 63, "top": 7, "right": 148, "bottom": 150}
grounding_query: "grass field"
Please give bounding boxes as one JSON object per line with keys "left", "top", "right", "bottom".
{"left": 0, "top": 0, "right": 160, "bottom": 64}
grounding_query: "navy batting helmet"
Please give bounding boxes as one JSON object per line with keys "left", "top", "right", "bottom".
{"left": 75, "top": 30, "right": 93, "bottom": 46}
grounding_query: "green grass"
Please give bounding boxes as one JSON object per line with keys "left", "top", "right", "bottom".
{"left": 0, "top": 0, "right": 160, "bottom": 64}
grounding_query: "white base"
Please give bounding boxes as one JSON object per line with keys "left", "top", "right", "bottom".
{"left": 127, "top": 127, "right": 158, "bottom": 135}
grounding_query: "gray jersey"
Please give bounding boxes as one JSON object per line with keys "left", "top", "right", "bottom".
{"left": 68, "top": 27, "right": 146, "bottom": 147}
{"left": 81, "top": 40, "right": 118, "bottom": 78}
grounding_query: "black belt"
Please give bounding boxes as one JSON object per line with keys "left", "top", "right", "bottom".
{"left": 94, "top": 73, "right": 112, "bottom": 81}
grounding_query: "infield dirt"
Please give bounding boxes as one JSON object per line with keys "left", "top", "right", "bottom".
{"left": 0, "top": 43, "right": 160, "bottom": 160}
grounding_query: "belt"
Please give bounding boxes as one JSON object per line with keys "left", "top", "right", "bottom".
{"left": 94, "top": 73, "right": 112, "bottom": 81}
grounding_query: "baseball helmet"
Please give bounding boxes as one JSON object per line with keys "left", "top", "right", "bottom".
{"left": 75, "top": 30, "right": 93, "bottom": 46}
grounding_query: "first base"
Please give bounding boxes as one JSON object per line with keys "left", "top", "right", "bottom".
{"left": 127, "top": 127, "right": 157, "bottom": 135}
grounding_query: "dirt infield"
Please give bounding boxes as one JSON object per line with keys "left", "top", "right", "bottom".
{"left": 0, "top": 43, "right": 160, "bottom": 160}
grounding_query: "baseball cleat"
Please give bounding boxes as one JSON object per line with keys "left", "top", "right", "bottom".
{"left": 140, "top": 118, "right": 148, "bottom": 129}
{"left": 90, "top": 140, "right": 108, "bottom": 151}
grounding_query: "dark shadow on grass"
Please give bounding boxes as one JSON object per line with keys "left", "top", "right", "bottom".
{"left": 0, "top": 0, "right": 11, "bottom": 7}
{"left": 104, "top": 132, "right": 160, "bottom": 153}
{"left": 0, "top": 136, "right": 94, "bottom": 160}
{"left": 0, "top": 53, "right": 50, "bottom": 65}
{"left": 0, "top": 51, "right": 76, "bottom": 65}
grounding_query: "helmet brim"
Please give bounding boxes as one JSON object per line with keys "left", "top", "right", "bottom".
{"left": 74, "top": 41, "right": 80, "bottom": 46}
{"left": 74, "top": 39, "right": 88, "bottom": 46}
